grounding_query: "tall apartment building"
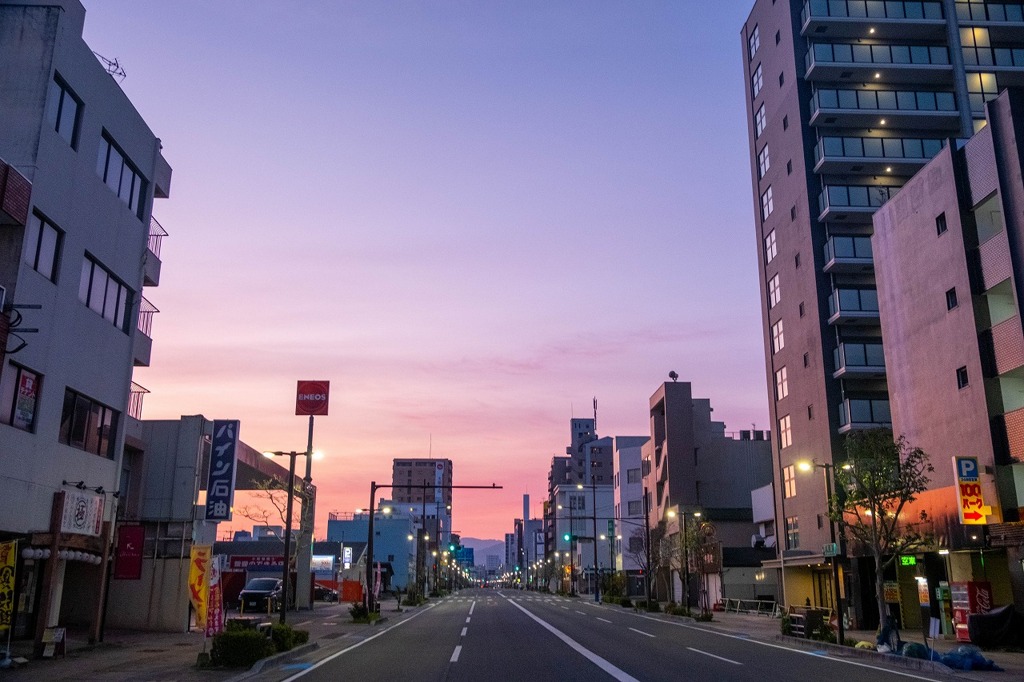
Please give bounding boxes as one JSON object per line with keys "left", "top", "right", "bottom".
{"left": 872, "top": 87, "right": 1024, "bottom": 614}
{"left": 0, "top": 0, "right": 170, "bottom": 645}
{"left": 543, "top": 417, "right": 603, "bottom": 558}
{"left": 391, "top": 458, "right": 453, "bottom": 546}
{"left": 741, "top": 0, "right": 1024, "bottom": 626}
{"left": 612, "top": 436, "right": 648, "bottom": 595}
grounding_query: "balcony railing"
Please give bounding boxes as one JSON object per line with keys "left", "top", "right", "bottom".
{"left": 811, "top": 87, "right": 957, "bottom": 114}
{"left": 838, "top": 398, "right": 891, "bottom": 431}
{"left": 807, "top": 42, "right": 950, "bottom": 71}
{"left": 824, "top": 235, "right": 873, "bottom": 271}
{"left": 963, "top": 46, "right": 1024, "bottom": 67}
{"left": 137, "top": 296, "right": 159, "bottom": 337}
{"left": 128, "top": 381, "right": 149, "bottom": 420}
{"left": 814, "top": 135, "right": 944, "bottom": 167}
{"left": 956, "top": 2, "right": 1024, "bottom": 22}
{"left": 148, "top": 216, "right": 168, "bottom": 259}
{"left": 833, "top": 342, "right": 886, "bottom": 377}
{"left": 828, "top": 287, "right": 880, "bottom": 323}
{"left": 818, "top": 184, "right": 896, "bottom": 220}
{"left": 803, "top": 0, "right": 943, "bottom": 22}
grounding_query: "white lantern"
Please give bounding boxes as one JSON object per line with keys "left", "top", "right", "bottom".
{"left": 42, "top": 549, "right": 51, "bottom": 559}
{"left": 21, "top": 548, "right": 32, "bottom": 559}
{"left": 33, "top": 549, "right": 44, "bottom": 560}
{"left": 73, "top": 551, "right": 83, "bottom": 561}
{"left": 57, "top": 550, "right": 67, "bottom": 560}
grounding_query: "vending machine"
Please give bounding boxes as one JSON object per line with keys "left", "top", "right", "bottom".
{"left": 950, "top": 581, "right": 992, "bottom": 642}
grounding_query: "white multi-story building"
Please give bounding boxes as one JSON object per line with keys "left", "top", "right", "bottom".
{"left": 613, "top": 436, "right": 648, "bottom": 589}
{"left": 0, "top": 0, "right": 171, "bottom": 646}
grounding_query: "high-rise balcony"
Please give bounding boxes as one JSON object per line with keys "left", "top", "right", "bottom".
{"left": 818, "top": 184, "right": 897, "bottom": 222}
{"left": 833, "top": 342, "right": 886, "bottom": 378}
{"left": 827, "top": 287, "right": 880, "bottom": 324}
{"left": 814, "top": 135, "right": 945, "bottom": 175}
{"left": 837, "top": 397, "right": 892, "bottom": 432}
{"left": 133, "top": 296, "right": 159, "bottom": 367}
{"left": 143, "top": 216, "right": 167, "bottom": 287}
{"left": 823, "top": 235, "right": 873, "bottom": 273}
{"left": 957, "top": 2, "right": 1024, "bottom": 24}
{"left": 802, "top": 1, "right": 946, "bottom": 40}
{"left": 805, "top": 41, "right": 952, "bottom": 83}
{"left": 809, "top": 87, "right": 960, "bottom": 130}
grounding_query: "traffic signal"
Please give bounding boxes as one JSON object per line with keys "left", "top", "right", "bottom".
{"left": 449, "top": 543, "right": 456, "bottom": 552}
{"left": 563, "top": 532, "right": 570, "bottom": 542}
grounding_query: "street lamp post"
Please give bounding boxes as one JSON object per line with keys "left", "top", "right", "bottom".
{"left": 262, "top": 450, "right": 312, "bottom": 625}
{"left": 798, "top": 460, "right": 845, "bottom": 646}
{"left": 587, "top": 475, "right": 600, "bottom": 603}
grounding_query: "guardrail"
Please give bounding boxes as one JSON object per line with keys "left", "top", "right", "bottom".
{"left": 722, "top": 598, "right": 780, "bottom": 617}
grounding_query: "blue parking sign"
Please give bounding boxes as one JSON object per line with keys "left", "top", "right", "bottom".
{"left": 956, "top": 456, "right": 979, "bottom": 482}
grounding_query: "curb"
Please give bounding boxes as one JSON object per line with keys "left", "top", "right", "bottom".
{"left": 770, "top": 634, "right": 965, "bottom": 678}
{"left": 227, "top": 642, "right": 320, "bottom": 680}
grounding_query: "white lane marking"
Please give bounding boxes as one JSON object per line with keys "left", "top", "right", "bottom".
{"left": 561, "top": 606, "right": 569, "bottom": 610}
{"left": 575, "top": 610, "right": 587, "bottom": 615}
{"left": 505, "top": 596, "right": 641, "bottom": 682}
{"left": 469, "top": 600, "right": 476, "bottom": 615}
{"left": 279, "top": 603, "right": 436, "bottom": 681}
{"left": 465, "top": 616, "right": 471, "bottom": 623}
{"left": 450, "top": 645, "right": 462, "bottom": 662}
{"left": 687, "top": 647, "right": 741, "bottom": 665}
{"left": 461, "top": 627, "right": 468, "bottom": 636}
{"left": 629, "top": 627, "right": 655, "bottom": 638}
{"left": 634, "top": 614, "right": 942, "bottom": 681}
{"left": 597, "top": 617, "right": 612, "bottom": 623}
{"left": 294, "top": 620, "right": 313, "bottom": 627}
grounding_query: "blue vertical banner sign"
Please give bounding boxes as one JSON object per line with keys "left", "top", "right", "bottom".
{"left": 206, "top": 420, "right": 239, "bottom": 521}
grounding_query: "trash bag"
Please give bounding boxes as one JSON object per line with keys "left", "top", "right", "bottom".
{"left": 876, "top": 615, "right": 903, "bottom": 653}
{"left": 900, "top": 642, "right": 929, "bottom": 659}
{"left": 967, "top": 605, "right": 1024, "bottom": 648}
{"left": 939, "top": 644, "right": 1003, "bottom": 672}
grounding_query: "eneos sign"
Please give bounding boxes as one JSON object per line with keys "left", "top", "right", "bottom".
{"left": 296, "top": 380, "right": 330, "bottom": 416}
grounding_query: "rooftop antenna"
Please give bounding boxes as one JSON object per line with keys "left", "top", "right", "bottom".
{"left": 92, "top": 51, "right": 126, "bottom": 82}
{"left": 593, "top": 397, "right": 598, "bottom": 433}
{"left": 668, "top": 370, "right": 679, "bottom": 382}
{"left": 429, "top": 433, "right": 432, "bottom": 457}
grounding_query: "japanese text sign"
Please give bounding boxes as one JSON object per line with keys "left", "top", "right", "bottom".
{"left": 205, "top": 420, "right": 239, "bottom": 521}
{"left": 188, "top": 545, "right": 211, "bottom": 627}
{"left": 953, "top": 456, "right": 991, "bottom": 525}
{"left": 0, "top": 540, "right": 15, "bottom": 631}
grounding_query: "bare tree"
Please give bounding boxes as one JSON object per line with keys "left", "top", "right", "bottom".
{"left": 233, "top": 479, "right": 309, "bottom": 563}
{"left": 831, "top": 429, "right": 934, "bottom": 626}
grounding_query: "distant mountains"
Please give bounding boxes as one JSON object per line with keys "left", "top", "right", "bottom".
{"left": 459, "top": 537, "right": 505, "bottom": 566}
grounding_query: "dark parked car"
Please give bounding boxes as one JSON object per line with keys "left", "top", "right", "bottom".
{"left": 314, "top": 583, "right": 338, "bottom": 602}
{"left": 239, "top": 577, "right": 283, "bottom": 613}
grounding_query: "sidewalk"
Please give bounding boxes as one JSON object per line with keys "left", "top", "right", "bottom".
{"left": 700, "top": 609, "right": 1024, "bottom": 680}
{"left": 0, "top": 602, "right": 370, "bottom": 681}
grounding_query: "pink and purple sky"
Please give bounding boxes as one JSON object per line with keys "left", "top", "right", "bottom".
{"left": 81, "top": 1, "right": 767, "bottom": 541}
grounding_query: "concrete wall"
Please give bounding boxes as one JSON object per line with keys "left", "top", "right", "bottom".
{"left": 106, "top": 557, "right": 191, "bottom": 631}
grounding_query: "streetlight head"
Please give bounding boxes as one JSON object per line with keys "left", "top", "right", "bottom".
{"left": 262, "top": 451, "right": 278, "bottom": 459}
{"left": 797, "top": 460, "right": 813, "bottom": 472}
{"left": 576, "top": 483, "right": 583, "bottom": 490}
{"left": 693, "top": 511, "right": 702, "bottom": 518}
{"left": 381, "top": 506, "right": 392, "bottom": 514}
{"left": 312, "top": 450, "right": 325, "bottom": 460}
{"left": 667, "top": 510, "right": 677, "bottom": 518}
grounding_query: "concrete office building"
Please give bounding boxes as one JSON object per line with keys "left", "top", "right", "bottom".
{"left": 741, "top": 0, "right": 1024, "bottom": 626}
{"left": 642, "top": 381, "right": 773, "bottom": 605}
{"left": 543, "top": 418, "right": 608, "bottom": 559}
{"left": 392, "top": 458, "right": 453, "bottom": 547}
{"left": 872, "top": 87, "right": 1024, "bottom": 616}
{"left": 0, "top": 0, "right": 170, "bottom": 645}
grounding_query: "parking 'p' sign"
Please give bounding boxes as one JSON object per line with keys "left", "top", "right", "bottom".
{"left": 953, "top": 456, "right": 990, "bottom": 525}
{"left": 296, "top": 380, "right": 330, "bottom": 416}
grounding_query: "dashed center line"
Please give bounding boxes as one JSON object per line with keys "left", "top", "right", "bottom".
{"left": 465, "top": 616, "right": 471, "bottom": 623}
{"left": 597, "top": 617, "right": 612, "bottom": 623}
{"left": 575, "top": 610, "right": 586, "bottom": 615}
{"left": 450, "top": 645, "right": 462, "bottom": 663}
{"left": 469, "top": 601, "right": 476, "bottom": 615}
{"left": 461, "top": 627, "right": 468, "bottom": 637}
{"left": 561, "top": 606, "right": 569, "bottom": 610}
{"left": 687, "top": 647, "right": 741, "bottom": 665}
{"left": 628, "top": 627, "right": 655, "bottom": 638}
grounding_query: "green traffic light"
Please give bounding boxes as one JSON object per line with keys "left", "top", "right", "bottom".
{"left": 563, "top": 533, "right": 570, "bottom": 541}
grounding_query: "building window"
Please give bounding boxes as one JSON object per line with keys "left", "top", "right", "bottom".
{"left": 761, "top": 186, "right": 774, "bottom": 220}
{"left": 768, "top": 273, "right": 781, "bottom": 308}
{"left": 936, "top": 212, "right": 948, "bottom": 235}
{"left": 790, "top": 205, "right": 796, "bottom": 221}
{"left": 783, "top": 465, "right": 796, "bottom": 498}
{"left": 627, "top": 500, "right": 642, "bottom": 516}
{"left": 807, "top": 404, "right": 814, "bottom": 420}
{"left": 775, "top": 30, "right": 780, "bottom": 45}
{"left": 96, "top": 132, "right": 147, "bottom": 218}
{"left": 45, "top": 74, "right": 81, "bottom": 147}
{"left": 78, "top": 255, "right": 133, "bottom": 333}
{"left": 758, "top": 145, "right": 771, "bottom": 178}
{"left": 772, "top": 319, "right": 785, "bottom": 353}
{"left": 752, "top": 64, "right": 763, "bottom": 97}
{"left": 957, "top": 366, "right": 969, "bottom": 389}
{"left": 755, "top": 104, "right": 767, "bottom": 137}
{"left": 785, "top": 516, "right": 799, "bottom": 549}
{"left": 794, "top": 253, "right": 801, "bottom": 268}
{"left": 786, "top": 160, "right": 792, "bottom": 175}
{"left": 946, "top": 287, "right": 958, "bottom": 310}
{"left": 779, "top": 414, "right": 792, "bottom": 448}
{"left": 0, "top": 363, "right": 41, "bottom": 432}
{"left": 779, "top": 72, "right": 785, "bottom": 87}
{"left": 23, "top": 211, "right": 62, "bottom": 282}
{"left": 626, "top": 468, "right": 641, "bottom": 484}
{"left": 59, "top": 387, "right": 119, "bottom": 459}
{"left": 803, "top": 352, "right": 809, "bottom": 367}
{"left": 764, "top": 230, "right": 777, "bottom": 264}
{"left": 799, "top": 302, "right": 805, "bottom": 317}
{"left": 748, "top": 25, "right": 760, "bottom": 59}
{"left": 783, "top": 115, "right": 789, "bottom": 130}
{"left": 775, "top": 366, "right": 788, "bottom": 399}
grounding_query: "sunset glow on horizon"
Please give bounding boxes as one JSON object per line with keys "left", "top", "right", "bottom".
{"left": 81, "top": 1, "right": 769, "bottom": 541}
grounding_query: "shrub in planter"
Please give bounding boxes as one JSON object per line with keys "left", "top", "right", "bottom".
{"left": 210, "top": 630, "right": 275, "bottom": 668}
{"left": 780, "top": 614, "right": 793, "bottom": 636}
{"left": 293, "top": 629, "right": 310, "bottom": 645}
{"left": 694, "top": 612, "right": 714, "bottom": 622}
{"left": 619, "top": 597, "right": 633, "bottom": 608}
{"left": 270, "top": 623, "right": 296, "bottom": 652}
{"left": 349, "top": 602, "right": 370, "bottom": 621}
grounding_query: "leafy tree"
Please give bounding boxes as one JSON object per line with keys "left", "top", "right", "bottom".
{"left": 831, "top": 429, "right": 934, "bottom": 625}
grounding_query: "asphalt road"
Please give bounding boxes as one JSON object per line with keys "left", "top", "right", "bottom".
{"left": 270, "top": 589, "right": 945, "bottom": 682}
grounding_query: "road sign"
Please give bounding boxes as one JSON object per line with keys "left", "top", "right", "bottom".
{"left": 823, "top": 542, "right": 838, "bottom": 558}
